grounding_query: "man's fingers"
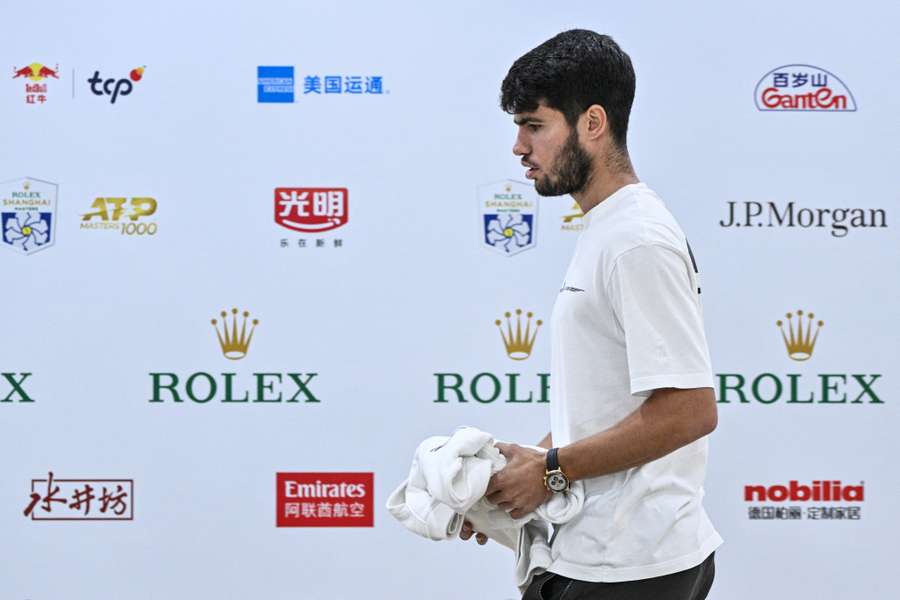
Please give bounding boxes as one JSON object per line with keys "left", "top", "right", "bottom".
{"left": 485, "top": 474, "right": 501, "bottom": 496}
{"left": 460, "top": 520, "right": 473, "bottom": 540}
{"left": 494, "top": 442, "right": 512, "bottom": 456}
{"left": 485, "top": 490, "right": 504, "bottom": 504}
{"left": 460, "top": 520, "right": 488, "bottom": 545}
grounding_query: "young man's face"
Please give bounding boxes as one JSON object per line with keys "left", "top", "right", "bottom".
{"left": 513, "top": 103, "right": 593, "bottom": 197}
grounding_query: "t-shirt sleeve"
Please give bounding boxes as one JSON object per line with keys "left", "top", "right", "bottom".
{"left": 605, "top": 243, "right": 714, "bottom": 395}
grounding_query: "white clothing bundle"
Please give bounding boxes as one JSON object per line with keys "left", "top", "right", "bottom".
{"left": 386, "top": 427, "right": 584, "bottom": 591}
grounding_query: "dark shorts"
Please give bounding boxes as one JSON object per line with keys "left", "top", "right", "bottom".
{"left": 522, "top": 552, "right": 716, "bottom": 600}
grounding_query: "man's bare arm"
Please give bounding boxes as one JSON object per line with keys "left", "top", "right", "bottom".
{"left": 557, "top": 387, "right": 717, "bottom": 482}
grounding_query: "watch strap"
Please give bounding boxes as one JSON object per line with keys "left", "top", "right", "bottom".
{"left": 546, "top": 447, "right": 560, "bottom": 472}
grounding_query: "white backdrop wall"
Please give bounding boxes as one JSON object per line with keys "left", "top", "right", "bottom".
{"left": 2, "top": 1, "right": 898, "bottom": 598}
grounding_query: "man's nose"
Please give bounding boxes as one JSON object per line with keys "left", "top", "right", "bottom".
{"left": 512, "top": 131, "right": 528, "bottom": 157}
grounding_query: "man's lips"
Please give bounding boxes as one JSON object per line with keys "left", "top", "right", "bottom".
{"left": 523, "top": 162, "right": 539, "bottom": 179}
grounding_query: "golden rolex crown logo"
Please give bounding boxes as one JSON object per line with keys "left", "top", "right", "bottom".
{"left": 776, "top": 309, "right": 823, "bottom": 362}
{"left": 211, "top": 308, "right": 259, "bottom": 360}
{"left": 495, "top": 309, "right": 542, "bottom": 360}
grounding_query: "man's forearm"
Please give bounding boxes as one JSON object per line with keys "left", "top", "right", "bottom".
{"left": 556, "top": 387, "right": 716, "bottom": 482}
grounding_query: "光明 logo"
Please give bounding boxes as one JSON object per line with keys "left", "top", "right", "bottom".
{"left": 754, "top": 65, "right": 857, "bottom": 112}
{"left": 479, "top": 180, "right": 537, "bottom": 256}
{"left": 496, "top": 309, "right": 542, "bottom": 360}
{"left": 87, "top": 67, "right": 145, "bottom": 104}
{"left": 1, "top": 177, "right": 57, "bottom": 255}
{"left": 12, "top": 62, "right": 59, "bottom": 104}
{"left": 275, "top": 188, "right": 348, "bottom": 233}
{"left": 212, "top": 308, "right": 259, "bottom": 360}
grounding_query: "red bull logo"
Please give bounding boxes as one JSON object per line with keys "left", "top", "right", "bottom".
{"left": 754, "top": 64, "right": 857, "bottom": 112}
{"left": 12, "top": 62, "right": 59, "bottom": 81}
{"left": 12, "top": 62, "right": 58, "bottom": 104}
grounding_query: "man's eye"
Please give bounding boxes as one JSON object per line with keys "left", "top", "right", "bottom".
{"left": 528, "top": 124, "right": 540, "bottom": 132}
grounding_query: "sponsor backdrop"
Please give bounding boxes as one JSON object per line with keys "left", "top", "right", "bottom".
{"left": 2, "top": 0, "right": 897, "bottom": 598}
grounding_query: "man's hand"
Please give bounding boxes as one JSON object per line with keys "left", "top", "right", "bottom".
{"left": 485, "top": 442, "right": 552, "bottom": 519}
{"left": 459, "top": 520, "right": 488, "bottom": 545}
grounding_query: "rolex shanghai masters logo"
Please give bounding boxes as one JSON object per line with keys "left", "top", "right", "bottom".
{"left": 1, "top": 177, "right": 57, "bottom": 255}
{"left": 479, "top": 180, "right": 537, "bottom": 256}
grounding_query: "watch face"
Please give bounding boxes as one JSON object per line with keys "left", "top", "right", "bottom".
{"left": 548, "top": 472, "right": 568, "bottom": 492}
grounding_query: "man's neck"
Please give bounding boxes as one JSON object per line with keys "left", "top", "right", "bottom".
{"left": 571, "top": 165, "right": 640, "bottom": 216}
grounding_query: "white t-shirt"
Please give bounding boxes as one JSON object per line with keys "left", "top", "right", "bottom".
{"left": 548, "top": 182, "right": 723, "bottom": 582}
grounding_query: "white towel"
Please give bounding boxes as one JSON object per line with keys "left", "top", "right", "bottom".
{"left": 387, "top": 427, "right": 585, "bottom": 592}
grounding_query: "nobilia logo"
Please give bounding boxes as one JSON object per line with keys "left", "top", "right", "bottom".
{"left": 754, "top": 64, "right": 857, "bottom": 111}
{"left": 744, "top": 481, "right": 864, "bottom": 502}
{"left": 717, "top": 309, "right": 883, "bottom": 406}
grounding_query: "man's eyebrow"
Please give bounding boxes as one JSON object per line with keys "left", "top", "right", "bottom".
{"left": 514, "top": 115, "right": 543, "bottom": 125}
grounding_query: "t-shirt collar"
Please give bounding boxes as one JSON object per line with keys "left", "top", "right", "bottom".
{"left": 581, "top": 182, "right": 647, "bottom": 227}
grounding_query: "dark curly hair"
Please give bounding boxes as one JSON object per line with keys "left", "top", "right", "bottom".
{"left": 501, "top": 30, "right": 636, "bottom": 151}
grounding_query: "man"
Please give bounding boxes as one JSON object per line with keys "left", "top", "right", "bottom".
{"left": 459, "top": 30, "right": 722, "bottom": 599}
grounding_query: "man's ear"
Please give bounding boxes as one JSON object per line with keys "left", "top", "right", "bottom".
{"left": 582, "top": 104, "right": 608, "bottom": 141}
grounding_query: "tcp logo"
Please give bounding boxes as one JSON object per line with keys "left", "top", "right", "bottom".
{"left": 87, "top": 67, "right": 145, "bottom": 104}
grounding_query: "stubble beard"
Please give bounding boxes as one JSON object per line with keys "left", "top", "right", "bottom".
{"left": 534, "top": 128, "right": 594, "bottom": 197}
